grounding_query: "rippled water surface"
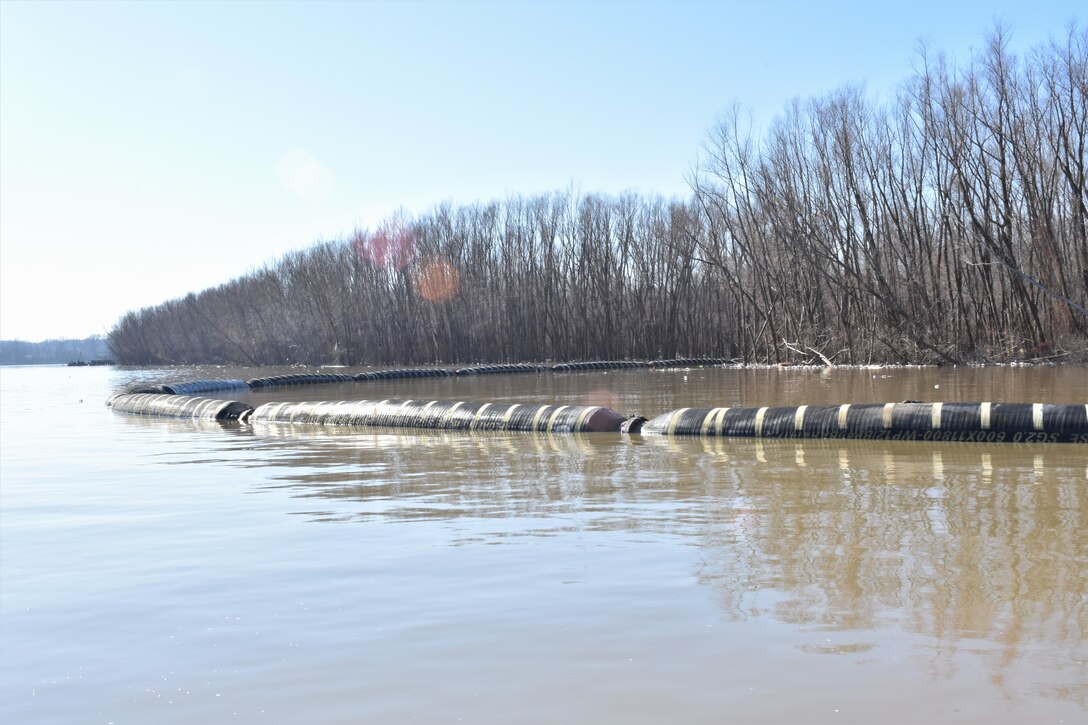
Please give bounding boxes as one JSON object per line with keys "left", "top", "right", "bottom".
{"left": 1, "top": 364, "right": 1086, "bottom": 723}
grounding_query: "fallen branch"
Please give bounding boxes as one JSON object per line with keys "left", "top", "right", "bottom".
{"left": 782, "top": 340, "right": 836, "bottom": 367}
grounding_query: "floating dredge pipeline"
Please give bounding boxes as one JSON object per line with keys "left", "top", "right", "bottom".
{"left": 105, "top": 361, "right": 1088, "bottom": 444}
{"left": 640, "top": 402, "right": 1088, "bottom": 444}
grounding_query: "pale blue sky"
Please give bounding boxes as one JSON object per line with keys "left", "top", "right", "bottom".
{"left": 1, "top": 0, "right": 1083, "bottom": 342}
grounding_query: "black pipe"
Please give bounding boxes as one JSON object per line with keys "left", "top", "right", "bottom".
{"left": 642, "top": 402, "right": 1088, "bottom": 443}
{"left": 248, "top": 373, "right": 354, "bottom": 388}
{"left": 162, "top": 379, "right": 250, "bottom": 395}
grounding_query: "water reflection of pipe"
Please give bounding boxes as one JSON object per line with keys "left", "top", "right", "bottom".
{"left": 636, "top": 434, "right": 1085, "bottom": 476}
{"left": 248, "top": 420, "right": 609, "bottom": 455}
{"left": 113, "top": 411, "right": 251, "bottom": 435}
{"left": 688, "top": 444, "right": 1085, "bottom": 696}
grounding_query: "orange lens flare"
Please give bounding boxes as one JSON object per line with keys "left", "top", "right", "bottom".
{"left": 414, "top": 258, "right": 460, "bottom": 303}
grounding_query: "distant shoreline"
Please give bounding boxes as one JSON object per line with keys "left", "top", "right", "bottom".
{"left": 0, "top": 336, "right": 110, "bottom": 366}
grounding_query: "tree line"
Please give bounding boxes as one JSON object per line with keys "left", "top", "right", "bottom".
{"left": 109, "top": 26, "right": 1087, "bottom": 367}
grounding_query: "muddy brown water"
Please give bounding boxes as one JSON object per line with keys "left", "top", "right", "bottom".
{"left": 1, "top": 364, "right": 1085, "bottom": 723}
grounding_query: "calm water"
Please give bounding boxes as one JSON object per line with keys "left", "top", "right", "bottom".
{"left": 1, "top": 364, "right": 1086, "bottom": 724}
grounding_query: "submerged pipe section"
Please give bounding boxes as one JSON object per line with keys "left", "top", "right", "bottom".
{"left": 642, "top": 402, "right": 1088, "bottom": 443}
{"left": 245, "top": 399, "right": 629, "bottom": 433}
{"left": 108, "top": 393, "right": 253, "bottom": 421}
